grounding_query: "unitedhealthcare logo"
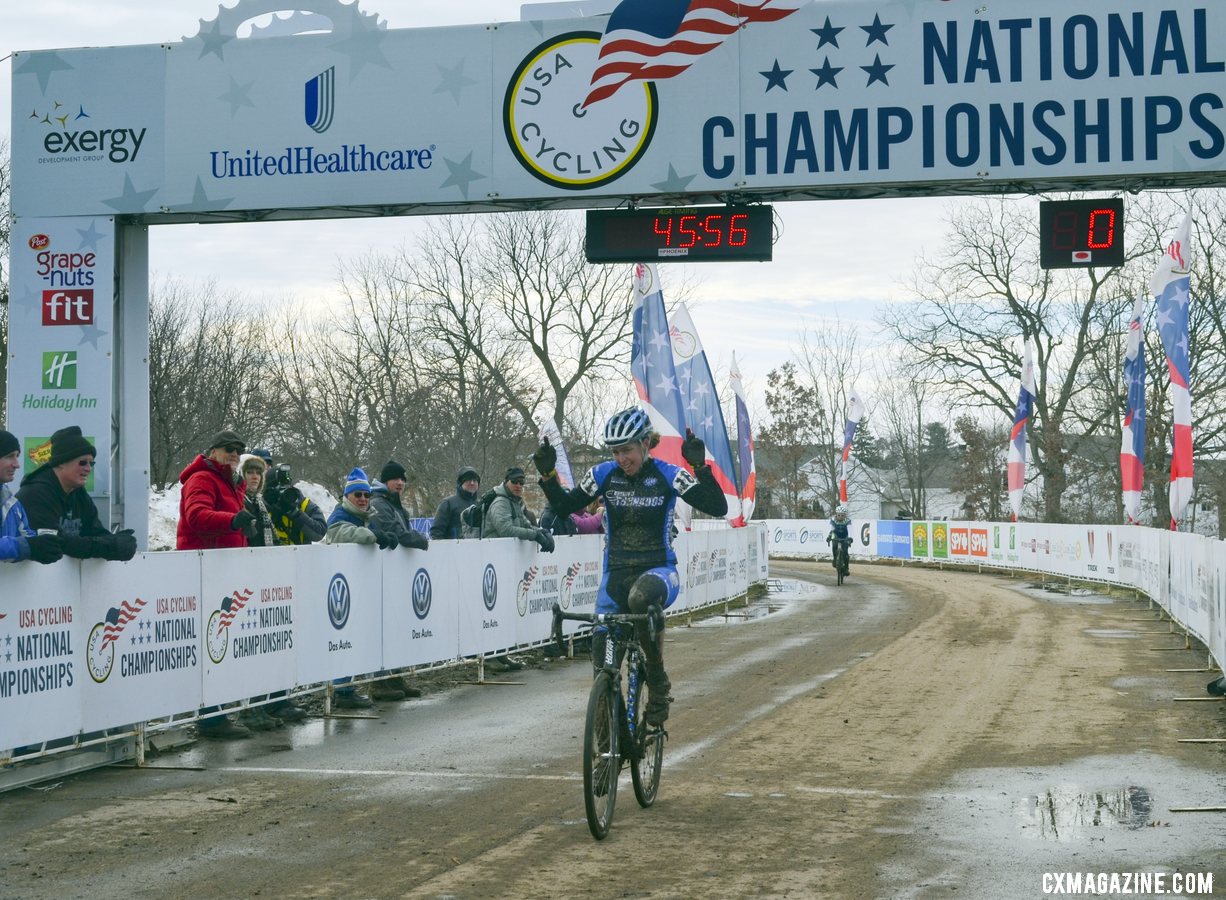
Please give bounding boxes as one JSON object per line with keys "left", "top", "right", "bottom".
{"left": 305, "top": 67, "right": 335, "bottom": 133}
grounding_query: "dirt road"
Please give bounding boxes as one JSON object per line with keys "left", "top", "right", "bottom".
{"left": 2, "top": 562, "right": 1224, "bottom": 899}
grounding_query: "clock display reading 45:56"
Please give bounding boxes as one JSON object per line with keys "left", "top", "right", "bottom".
{"left": 585, "top": 205, "right": 773, "bottom": 263}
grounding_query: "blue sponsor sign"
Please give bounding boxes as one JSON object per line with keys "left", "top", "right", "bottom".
{"left": 877, "top": 520, "right": 913, "bottom": 560}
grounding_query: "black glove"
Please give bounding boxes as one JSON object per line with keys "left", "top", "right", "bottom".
{"left": 399, "top": 531, "right": 428, "bottom": 551}
{"left": 532, "top": 438, "right": 557, "bottom": 477}
{"left": 105, "top": 530, "right": 138, "bottom": 562}
{"left": 534, "top": 528, "right": 556, "bottom": 553}
{"left": 681, "top": 427, "right": 707, "bottom": 469}
{"left": 27, "top": 533, "right": 64, "bottom": 565}
{"left": 279, "top": 486, "right": 303, "bottom": 509}
{"left": 231, "top": 510, "right": 257, "bottom": 537}
{"left": 374, "top": 529, "right": 399, "bottom": 550}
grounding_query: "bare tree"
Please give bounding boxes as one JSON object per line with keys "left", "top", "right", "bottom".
{"left": 873, "top": 363, "right": 949, "bottom": 518}
{"left": 758, "top": 362, "right": 824, "bottom": 517}
{"left": 794, "top": 320, "right": 866, "bottom": 505}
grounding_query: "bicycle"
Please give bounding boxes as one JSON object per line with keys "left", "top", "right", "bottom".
{"left": 830, "top": 537, "right": 851, "bottom": 585}
{"left": 551, "top": 603, "right": 667, "bottom": 840}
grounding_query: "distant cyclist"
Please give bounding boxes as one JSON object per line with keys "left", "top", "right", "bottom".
{"left": 827, "top": 504, "right": 852, "bottom": 574}
{"left": 533, "top": 407, "right": 728, "bottom": 726}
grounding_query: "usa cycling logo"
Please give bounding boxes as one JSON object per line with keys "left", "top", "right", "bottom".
{"left": 482, "top": 564, "right": 498, "bottom": 612}
{"left": 327, "top": 574, "right": 350, "bottom": 630}
{"left": 305, "top": 66, "right": 335, "bottom": 133}
{"left": 412, "top": 568, "right": 432, "bottom": 621}
{"left": 517, "top": 566, "right": 539, "bottom": 617}
{"left": 559, "top": 562, "right": 582, "bottom": 610}
{"left": 503, "top": 31, "right": 657, "bottom": 191}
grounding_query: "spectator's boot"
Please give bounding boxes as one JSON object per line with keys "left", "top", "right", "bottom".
{"left": 267, "top": 700, "right": 308, "bottom": 723}
{"left": 334, "top": 688, "right": 374, "bottom": 710}
{"left": 198, "top": 716, "right": 252, "bottom": 740}
{"left": 370, "top": 680, "right": 407, "bottom": 702}
{"left": 238, "top": 706, "right": 280, "bottom": 731}
{"left": 393, "top": 677, "right": 423, "bottom": 698}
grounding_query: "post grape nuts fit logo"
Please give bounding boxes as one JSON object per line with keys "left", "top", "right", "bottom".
{"left": 412, "top": 568, "right": 432, "bottom": 620}
{"left": 327, "top": 573, "right": 351, "bottom": 630}
{"left": 482, "top": 564, "right": 498, "bottom": 611}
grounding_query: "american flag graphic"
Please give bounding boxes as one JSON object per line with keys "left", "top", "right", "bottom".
{"left": 729, "top": 351, "right": 756, "bottom": 525}
{"left": 563, "top": 562, "right": 582, "bottom": 591}
{"left": 631, "top": 263, "right": 688, "bottom": 470}
{"left": 519, "top": 566, "right": 540, "bottom": 599}
{"left": 1119, "top": 295, "right": 1147, "bottom": 524}
{"left": 584, "top": 0, "right": 807, "bottom": 107}
{"left": 1150, "top": 214, "right": 1194, "bottom": 530}
{"left": 101, "top": 598, "right": 147, "bottom": 650}
{"left": 218, "top": 588, "right": 255, "bottom": 629}
{"left": 1007, "top": 342, "right": 1037, "bottom": 521}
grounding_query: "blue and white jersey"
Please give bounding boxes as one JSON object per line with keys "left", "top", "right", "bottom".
{"left": 577, "top": 458, "right": 697, "bottom": 570}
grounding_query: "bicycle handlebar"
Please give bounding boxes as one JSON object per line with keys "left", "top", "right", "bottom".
{"left": 551, "top": 603, "right": 660, "bottom": 653}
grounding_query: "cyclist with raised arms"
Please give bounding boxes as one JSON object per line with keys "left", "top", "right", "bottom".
{"left": 533, "top": 407, "right": 728, "bottom": 726}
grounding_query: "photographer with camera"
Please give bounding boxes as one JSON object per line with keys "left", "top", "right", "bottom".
{"left": 263, "top": 460, "right": 326, "bottom": 545}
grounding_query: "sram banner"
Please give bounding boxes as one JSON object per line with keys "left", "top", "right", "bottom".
{"left": 10, "top": 1, "right": 1225, "bottom": 220}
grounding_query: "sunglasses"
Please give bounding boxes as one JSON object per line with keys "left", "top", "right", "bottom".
{"left": 509, "top": 478, "right": 525, "bottom": 485}
{"left": 220, "top": 444, "right": 244, "bottom": 454}
{"left": 350, "top": 491, "right": 371, "bottom": 499}
{"left": 76, "top": 459, "right": 95, "bottom": 469}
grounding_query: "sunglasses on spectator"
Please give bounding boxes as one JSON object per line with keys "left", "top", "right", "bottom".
{"left": 509, "top": 478, "right": 525, "bottom": 485}
{"left": 76, "top": 459, "right": 95, "bottom": 469}
{"left": 350, "top": 491, "right": 371, "bottom": 499}
{"left": 221, "top": 444, "right": 243, "bottom": 453}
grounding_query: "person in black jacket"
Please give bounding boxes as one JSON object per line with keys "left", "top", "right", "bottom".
{"left": 370, "top": 460, "right": 429, "bottom": 551}
{"left": 430, "top": 465, "right": 480, "bottom": 540}
{"left": 17, "top": 426, "right": 136, "bottom": 561}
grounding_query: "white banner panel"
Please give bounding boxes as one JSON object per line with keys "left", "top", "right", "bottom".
{"left": 0, "top": 562, "right": 82, "bottom": 750}
{"left": 79, "top": 554, "right": 202, "bottom": 732}
{"left": 1211, "top": 546, "right": 1226, "bottom": 671}
{"left": 550, "top": 535, "right": 603, "bottom": 641}
{"left": 200, "top": 547, "right": 302, "bottom": 706}
{"left": 14, "top": 2, "right": 1224, "bottom": 219}
{"left": 457, "top": 539, "right": 521, "bottom": 658}
{"left": 381, "top": 549, "right": 460, "bottom": 670}
{"left": 6, "top": 216, "right": 115, "bottom": 506}
{"left": 293, "top": 544, "right": 383, "bottom": 685}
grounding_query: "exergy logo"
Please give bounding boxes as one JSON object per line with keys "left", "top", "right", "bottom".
{"left": 32, "top": 101, "right": 147, "bottom": 164}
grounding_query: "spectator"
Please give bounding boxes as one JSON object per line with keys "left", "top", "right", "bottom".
{"left": 264, "top": 462, "right": 327, "bottom": 546}
{"left": 572, "top": 497, "right": 606, "bottom": 535}
{"left": 479, "top": 467, "right": 555, "bottom": 674}
{"left": 177, "top": 430, "right": 254, "bottom": 551}
{"left": 177, "top": 430, "right": 254, "bottom": 740}
{"left": 251, "top": 448, "right": 274, "bottom": 466}
{"left": 368, "top": 460, "right": 428, "bottom": 701}
{"left": 431, "top": 465, "right": 480, "bottom": 540}
{"left": 540, "top": 502, "right": 578, "bottom": 537}
{"left": 326, "top": 468, "right": 398, "bottom": 709}
{"left": 370, "top": 460, "right": 428, "bottom": 551}
{"left": 1, "top": 430, "right": 64, "bottom": 565}
{"left": 239, "top": 455, "right": 284, "bottom": 548}
{"left": 17, "top": 426, "right": 136, "bottom": 562}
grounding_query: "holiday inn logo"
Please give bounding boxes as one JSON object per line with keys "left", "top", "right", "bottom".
{"left": 42, "top": 351, "right": 78, "bottom": 389}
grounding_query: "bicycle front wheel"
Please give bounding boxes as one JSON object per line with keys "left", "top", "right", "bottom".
{"left": 631, "top": 663, "right": 665, "bottom": 808}
{"left": 583, "top": 671, "right": 619, "bottom": 840}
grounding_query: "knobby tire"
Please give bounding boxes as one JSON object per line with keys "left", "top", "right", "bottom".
{"left": 631, "top": 661, "right": 664, "bottom": 808}
{"left": 583, "top": 671, "right": 619, "bottom": 840}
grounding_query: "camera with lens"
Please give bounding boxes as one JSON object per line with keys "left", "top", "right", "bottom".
{"left": 263, "top": 464, "right": 297, "bottom": 511}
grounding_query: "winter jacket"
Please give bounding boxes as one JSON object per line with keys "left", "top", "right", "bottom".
{"left": 572, "top": 510, "right": 605, "bottom": 535}
{"left": 370, "top": 482, "right": 428, "bottom": 550}
{"left": 244, "top": 492, "right": 284, "bottom": 547}
{"left": 177, "top": 455, "right": 248, "bottom": 550}
{"left": 430, "top": 486, "right": 478, "bottom": 540}
{"left": 18, "top": 466, "right": 136, "bottom": 560}
{"left": 481, "top": 484, "right": 539, "bottom": 542}
{"left": 325, "top": 498, "right": 378, "bottom": 545}
{"left": 1, "top": 483, "right": 34, "bottom": 562}
{"left": 541, "top": 504, "right": 578, "bottom": 537}
{"left": 268, "top": 491, "right": 327, "bottom": 545}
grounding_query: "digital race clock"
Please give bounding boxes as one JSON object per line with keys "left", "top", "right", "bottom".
{"left": 1039, "top": 198, "right": 1125, "bottom": 269}
{"left": 585, "top": 205, "right": 773, "bottom": 263}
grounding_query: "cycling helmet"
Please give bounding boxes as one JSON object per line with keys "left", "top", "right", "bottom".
{"left": 834, "top": 504, "right": 850, "bottom": 522}
{"left": 604, "top": 407, "right": 652, "bottom": 448}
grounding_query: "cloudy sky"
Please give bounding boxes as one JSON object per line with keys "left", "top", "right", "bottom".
{"left": 2, "top": 0, "right": 964, "bottom": 410}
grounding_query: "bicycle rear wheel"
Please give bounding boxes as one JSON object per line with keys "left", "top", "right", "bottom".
{"left": 583, "top": 671, "right": 619, "bottom": 839}
{"left": 631, "top": 663, "right": 664, "bottom": 808}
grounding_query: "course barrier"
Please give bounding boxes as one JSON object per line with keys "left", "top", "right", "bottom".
{"left": 764, "top": 518, "right": 1225, "bottom": 679}
{"left": 0, "top": 525, "right": 769, "bottom": 757}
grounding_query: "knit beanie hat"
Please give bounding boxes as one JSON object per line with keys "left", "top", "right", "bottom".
{"left": 380, "top": 460, "right": 407, "bottom": 483}
{"left": 343, "top": 467, "right": 371, "bottom": 497}
{"left": 0, "top": 430, "right": 19, "bottom": 458}
{"left": 456, "top": 465, "right": 480, "bottom": 485}
{"left": 48, "top": 426, "right": 97, "bottom": 468}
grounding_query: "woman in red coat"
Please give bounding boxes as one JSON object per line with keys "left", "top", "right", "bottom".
{"left": 176, "top": 430, "right": 256, "bottom": 550}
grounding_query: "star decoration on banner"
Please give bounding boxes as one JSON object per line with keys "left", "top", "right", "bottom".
{"left": 195, "top": 17, "right": 233, "bottom": 60}
{"left": 760, "top": 60, "right": 792, "bottom": 92}
{"left": 861, "top": 14, "right": 894, "bottom": 46}
{"left": 1156, "top": 306, "right": 1175, "bottom": 330}
{"left": 13, "top": 52, "right": 74, "bottom": 93}
{"left": 185, "top": 176, "right": 236, "bottom": 212}
{"left": 78, "top": 322, "right": 109, "bottom": 350}
{"left": 862, "top": 54, "right": 894, "bottom": 86}
{"left": 102, "top": 174, "right": 158, "bottom": 213}
{"left": 811, "top": 58, "right": 843, "bottom": 89}
{"left": 329, "top": 28, "right": 392, "bottom": 81}
{"left": 811, "top": 17, "right": 844, "bottom": 50}
{"left": 76, "top": 221, "right": 107, "bottom": 252}
{"left": 435, "top": 60, "right": 478, "bottom": 105}
{"left": 220, "top": 76, "right": 256, "bottom": 117}
{"left": 654, "top": 374, "right": 677, "bottom": 398}
{"left": 652, "top": 164, "right": 697, "bottom": 193}
{"left": 649, "top": 330, "right": 671, "bottom": 353}
{"left": 439, "top": 152, "right": 486, "bottom": 198}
